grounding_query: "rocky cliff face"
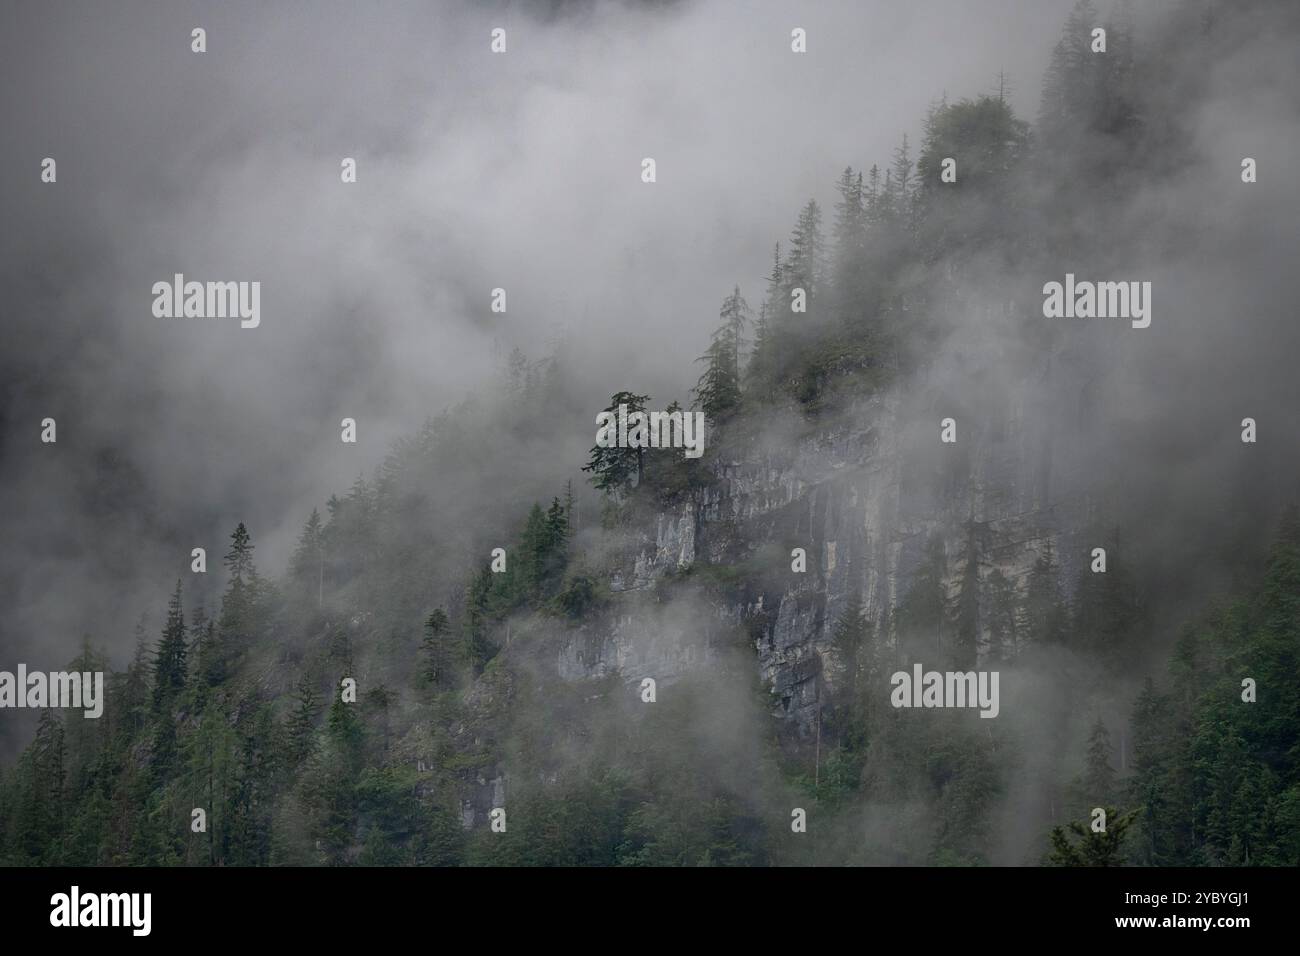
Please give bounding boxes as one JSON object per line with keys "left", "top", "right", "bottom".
{"left": 554, "top": 381, "right": 1094, "bottom": 738}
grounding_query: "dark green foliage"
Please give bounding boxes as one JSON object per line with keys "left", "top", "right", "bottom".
{"left": 219, "top": 522, "right": 264, "bottom": 660}
{"left": 919, "top": 95, "right": 1029, "bottom": 187}
{"left": 0, "top": 4, "right": 1294, "bottom": 870}
{"left": 355, "top": 767, "right": 463, "bottom": 865}
{"left": 1038, "top": 0, "right": 1139, "bottom": 180}
{"left": 467, "top": 771, "right": 633, "bottom": 867}
{"left": 927, "top": 729, "right": 1002, "bottom": 866}
{"left": 1049, "top": 806, "right": 1136, "bottom": 866}
{"left": 582, "top": 391, "right": 651, "bottom": 493}
{"left": 785, "top": 199, "right": 826, "bottom": 298}
{"left": 152, "top": 580, "right": 187, "bottom": 713}
{"left": 289, "top": 507, "right": 324, "bottom": 608}
{"left": 693, "top": 287, "right": 750, "bottom": 420}
{"left": 914, "top": 93, "right": 1031, "bottom": 280}
{"left": 1084, "top": 718, "right": 1117, "bottom": 805}
{"left": 461, "top": 487, "right": 575, "bottom": 652}
{"left": 820, "top": 593, "right": 873, "bottom": 796}
{"left": 1125, "top": 517, "right": 1300, "bottom": 866}
{"left": 420, "top": 608, "right": 452, "bottom": 688}
{"left": 0, "top": 498, "right": 1291, "bottom": 869}
{"left": 744, "top": 243, "right": 784, "bottom": 402}
{"left": 555, "top": 573, "right": 598, "bottom": 619}
{"left": 285, "top": 676, "right": 319, "bottom": 767}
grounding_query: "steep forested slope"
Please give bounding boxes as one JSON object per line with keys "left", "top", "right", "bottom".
{"left": 2, "top": 0, "right": 1298, "bottom": 866}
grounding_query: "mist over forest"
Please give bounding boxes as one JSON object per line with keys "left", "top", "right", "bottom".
{"left": 1, "top": 0, "right": 1297, "bottom": 867}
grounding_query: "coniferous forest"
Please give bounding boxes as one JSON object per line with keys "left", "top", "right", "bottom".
{"left": 2, "top": 0, "right": 1299, "bottom": 872}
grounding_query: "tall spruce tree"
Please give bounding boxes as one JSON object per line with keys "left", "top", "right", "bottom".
{"left": 785, "top": 200, "right": 826, "bottom": 301}
{"left": 745, "top": 245, "right": 783, "bottom": 398}
{"left": 582, "top": 391, "right": 651, "bottom": 492}
{"left": 888, "top": 133, "right": 915, "bottom": 227}
{"left": 290, "top": 508, "right": 325, "bottom": 608}
{"left": 28, "top": 708, "right": 66, "bottom": 862}
{"left": 1083, "top": 717, "right": 1118, "bottom": 806}
{"left": 421, "top": 609, "right": 452, "bottom": 688}
{"left": 220, "top": 523, "right": 261, "bottom": 641}
{"left": 285, "top": 676, "right": 319, "bottom": 766}
{"left": 152, "top": 579, "right": 188, "bottom": 712}
{"left": 520, "top": 503, "right": 551, "bottom": 603}
{"left": 832, "top": 167, "right": 866, "bottom": 255}
{"left": 831, "top": 166, "right": 870, "bottom": 324}
{"left": 694, "top": 286, "right": 750, "bottom": 419}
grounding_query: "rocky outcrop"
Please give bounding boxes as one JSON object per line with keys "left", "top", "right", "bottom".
{"left": 555, "top": 384, "right": 1091, "bottom": 736}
